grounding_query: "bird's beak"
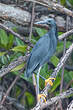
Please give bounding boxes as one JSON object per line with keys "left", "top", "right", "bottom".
{"left": 35, "top": 20, "right": 48, "bottom": 25}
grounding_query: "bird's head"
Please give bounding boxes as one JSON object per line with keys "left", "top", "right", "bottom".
{"left": 35, "top": 18, "right": 56, "bottom": 27}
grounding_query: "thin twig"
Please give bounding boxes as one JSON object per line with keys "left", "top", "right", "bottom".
{"left": 66, "top": 79, "right": 73, "bottom": 90}
{"left": 58, "top": 0, "right": 63, "bottom": 109}
{"left": 29, "top": 2, "right": 35, "bottom": 41}
{"left": 29, "top": 2, "right": 37, "bottom": 101}
{"left": 60, "top": 16, "right": 69, "bottom": 93}
{"left": 0, "top": 23, "right": 34, "bottom": 47}
{"left": 59, "top": 16, "right": 69, "bottom": 110}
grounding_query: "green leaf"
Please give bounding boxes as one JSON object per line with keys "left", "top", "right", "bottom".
{"left": 51, "top": 56, "right": 59, "bottom": 67}
{"left": 32, "top": 34, "right": 39, "bottom": 41}
{"left": 57, "top": 41, "right": 71, "bottom": 53}
{"left": 50, "top": 76, "right": 61, "bottom": 92}
{"left": 11, "top": 63, "right": 24, "bottom": 72}
{"left": 64, "top": 70, "right": 73, "bottom": 83}
{"left": 15, "top": 37, "right": 24, "bottom": 46}
{"left": 35, "top": 27, "right": 47, "bottom": 37}
{"left": 11, "top": 45, "right": 27, "bottom": 53}
{"left": 1, "top": 56, "right": 7, "bottom": 64}
{"left": 58, "top": 32, "right": 63, "bottom": 36}
{"left": 69, "top": 0, "right": 73, "bottom": 5}
{"left": 0, "top": 29, "right": 8, "bottom": 48}
{"left": 25, "top": 92, "right": 34, "bottom": 106}
{"left": 61, "top": 0, "right": 66, "bottom": 5}
{"left": 0, "top": 52, "right": 6, "bottom": 56}
{"left": 7, "top": 34, "right": 14, "bottom": 49}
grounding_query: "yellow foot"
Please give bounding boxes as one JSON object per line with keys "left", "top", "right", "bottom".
{"left": 45, "top": 78, "right": 56, "bottom": 86}
{"left": 37, "top": 94, "right": 46, "bottom": 103}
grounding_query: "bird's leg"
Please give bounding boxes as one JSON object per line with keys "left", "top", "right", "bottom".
{"left": 45, "top": 77, "right": 56, "bottom": 86}
{"left": 39, "top": 74, "right": 46, "bottom": 80}
{"left": 37, "top": 67, "right": 41, "bottom": 97}
{"left": 37, "top": 67, "right": 46, "bottom": 103}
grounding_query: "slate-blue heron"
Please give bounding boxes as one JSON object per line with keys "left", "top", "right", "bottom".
{"left": 25, "top": 18, "right": 58, "bottom": 101}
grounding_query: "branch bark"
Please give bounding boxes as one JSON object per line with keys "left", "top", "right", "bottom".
{"left": 67, "top": 100, "right": 73, "bottom": 110}
{"left": 0, "top": 3, "right": 31, "bottom": 25}
{"left": 59, "top": 29, "right": 73, "bottom": 40}
{"left": 0, "top": 55, "right": 29, "bottom": 78}
{"left": 40, "top": 88, "right": 73, "bottom": 110}
{"left": 25, "top": 0, "right": 73, "bottom": 17}
{"left": 0, "top": 3, "right": 73, "bottom": 31}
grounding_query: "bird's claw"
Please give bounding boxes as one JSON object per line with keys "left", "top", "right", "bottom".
{"left": 45, "top": 78, "right": 55, "bottom": 86}
{"left": 38, "top": 94, "right": 46, "bottom": 103}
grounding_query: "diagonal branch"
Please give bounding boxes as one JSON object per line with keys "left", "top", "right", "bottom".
{"left": 25, "top": 0, "right": 73, "bottom": 17}
{"left": 59, "top": 29, "right": 73, "bottom": 40}
{"left": 0, "top": 55, "right": 29, "bottom": 78}
{"left": 41, "top": 88, "right": 73, "bottom": 110}
{"left": 0, "top": 23, "right": 34, "bottom": 47}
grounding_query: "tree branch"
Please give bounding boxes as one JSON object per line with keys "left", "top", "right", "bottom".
{"left": 0, "top": 3, "right": 73, "bottom": 31}
{"left": 40, "top": 88, "right": 73, "bottom": 110}
{"left": 0, "top": 3, "right": 31, "bottom": 25}
{"left": 59, "top": 29, "right": 73, "bottom": 40}
{"left": 0, "top": 23, "right": 34, "bottom": 47}
{"left": 25, "top": 0, "right": 73, "bottom": 17}
{"left": 0, "top": 55, "right": 29, "bottom": 78}
{"left": 67, "top": 100, "right": 73, "bottom": 110}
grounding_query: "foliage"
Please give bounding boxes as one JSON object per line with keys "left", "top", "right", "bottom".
{"left": 60, "top": 0, "right": 73, "bottom": 7}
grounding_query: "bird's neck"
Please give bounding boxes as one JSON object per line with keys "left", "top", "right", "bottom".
{"left": 51, "top": 25, "right": 58, "bottom": 39}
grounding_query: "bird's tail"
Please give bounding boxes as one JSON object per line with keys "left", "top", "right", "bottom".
{"left": 24, "top": 71, "right": 28, "bottom": 78}
{"left": 24, "top": 70, "right": 32, "bottom": 79}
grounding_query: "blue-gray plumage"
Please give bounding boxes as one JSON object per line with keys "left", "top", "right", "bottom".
{"left": 26, "top": 18, "right": 58, "bottom": 78}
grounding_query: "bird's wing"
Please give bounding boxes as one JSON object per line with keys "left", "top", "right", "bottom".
{"left": 26, "top": 33, "right": 51, "bottom": 77}
{"left": 31, "top": 33, "right": 50, "bottom": 52}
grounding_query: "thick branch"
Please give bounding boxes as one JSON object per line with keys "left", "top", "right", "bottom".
{"left": 67, "top": 100, "right": 73, "bottom": 110}
{"left": 0, "top": 3, "right": 73, "bottom": 31}
{"left": 0, "top": 3, "right": 31, "bottom": 25}
{"left": 59, "top": 29, "right": 73, "bottom": 40}
{"left": 25, "top": 0, "right": 73, "bottom": 17}
{"left": 0, "top": 55, "right": 29, "bottom": 78}
{"left": 40, "top": 88, "right": 73, "bottom": 109}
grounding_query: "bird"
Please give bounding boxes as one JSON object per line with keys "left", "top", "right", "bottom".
{"left": 25, "top": 18, "right": 58, "bottom": 102}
